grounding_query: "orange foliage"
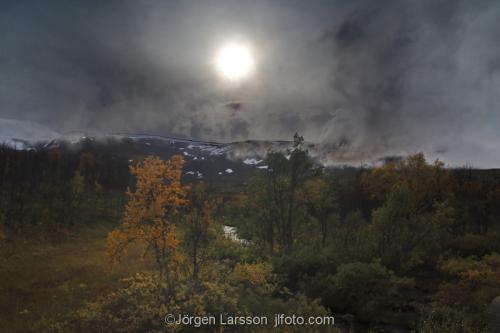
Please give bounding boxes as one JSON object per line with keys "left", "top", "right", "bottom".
{"left": 48, "top": 148, "right": 63, "bottom": 161}
{"left": 78, "top": 152, "right": 96, "bottom": 172}
{"left": 106, "top": 155, "right": 189, "bottom": 278}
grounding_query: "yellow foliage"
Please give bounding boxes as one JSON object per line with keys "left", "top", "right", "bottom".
{"left": 229, "top": 262, "right": 273, "bottom": 286}
{"left": 362, "top": 152, "right": 453, "bottom": 208}
{"left": 441, "top": 253, "right": 500, "bottom": 286}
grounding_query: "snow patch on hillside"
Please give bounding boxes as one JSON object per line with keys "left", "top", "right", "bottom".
{"left": 243, "top": 158, "right": 263, "bottom": 165}
{"left": 0, "top": 118, "right": 59, "bottom": 148}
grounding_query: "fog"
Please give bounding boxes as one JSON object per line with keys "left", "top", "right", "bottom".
{"left": 1, "top": 0, "right": 500, "bottom": 166}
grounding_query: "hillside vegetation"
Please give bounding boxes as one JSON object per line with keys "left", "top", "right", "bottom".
{"left": 1, "top": 135, "right": 500, "bottom": 332}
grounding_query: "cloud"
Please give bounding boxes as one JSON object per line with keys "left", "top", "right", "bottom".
{"left": 1, "top": 0, "right": 500, "bottom": 166}
{"left": 319, "top": 0, "right": 500, "bottom": 166}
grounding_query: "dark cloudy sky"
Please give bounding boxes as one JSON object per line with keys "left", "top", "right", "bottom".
{"left": 1, "top": 0, "right": 500, "bottom": 166}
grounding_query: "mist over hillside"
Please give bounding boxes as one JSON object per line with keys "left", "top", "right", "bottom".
{"left": 1, "top": 118, "right": 495, "bottom": 168}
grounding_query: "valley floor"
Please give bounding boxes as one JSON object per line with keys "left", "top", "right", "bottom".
{"left": 0, "top": 223, "right": 146, "bottom": 332}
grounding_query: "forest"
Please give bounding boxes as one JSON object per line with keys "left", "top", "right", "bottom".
{"left": 1, "top": 135, "right": 500, "bottom": 332}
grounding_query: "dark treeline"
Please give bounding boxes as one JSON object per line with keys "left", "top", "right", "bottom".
{"left": 0, "top": 141, "right": 131, "bottom": 236}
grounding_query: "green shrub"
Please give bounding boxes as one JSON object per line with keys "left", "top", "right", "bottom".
{"left": 450, "top": 233, "right": 500, "bottom": 257}
{"left": 323, "top": 261, "right": 414, "bottom": 323}
{"left": 371, "top": 187, "right": 452, "bottom": 273}
{"left": 418, "top": 306, "right": 484, "bottom": 333}
{"left": 327, "top": 211, "right": 375, "bottom": 264}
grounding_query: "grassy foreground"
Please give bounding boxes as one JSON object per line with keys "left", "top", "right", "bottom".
{"left": 0, "top": 223, "right": 146, "bottom": 332}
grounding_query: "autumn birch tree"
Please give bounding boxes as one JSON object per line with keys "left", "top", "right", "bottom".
{"left": 107, "top": 155, "right": 189, "bottom": 296}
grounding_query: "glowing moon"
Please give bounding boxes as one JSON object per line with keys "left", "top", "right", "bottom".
{"left": 215, "top": 43, "right": 254, "bottom": 81}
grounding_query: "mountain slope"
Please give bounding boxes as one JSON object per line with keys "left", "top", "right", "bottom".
{"left": 0, "top": 118, "right": 60, "bottom": 149}
{"left": 0, "top": 119, "right": 335, "bottom": 169}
